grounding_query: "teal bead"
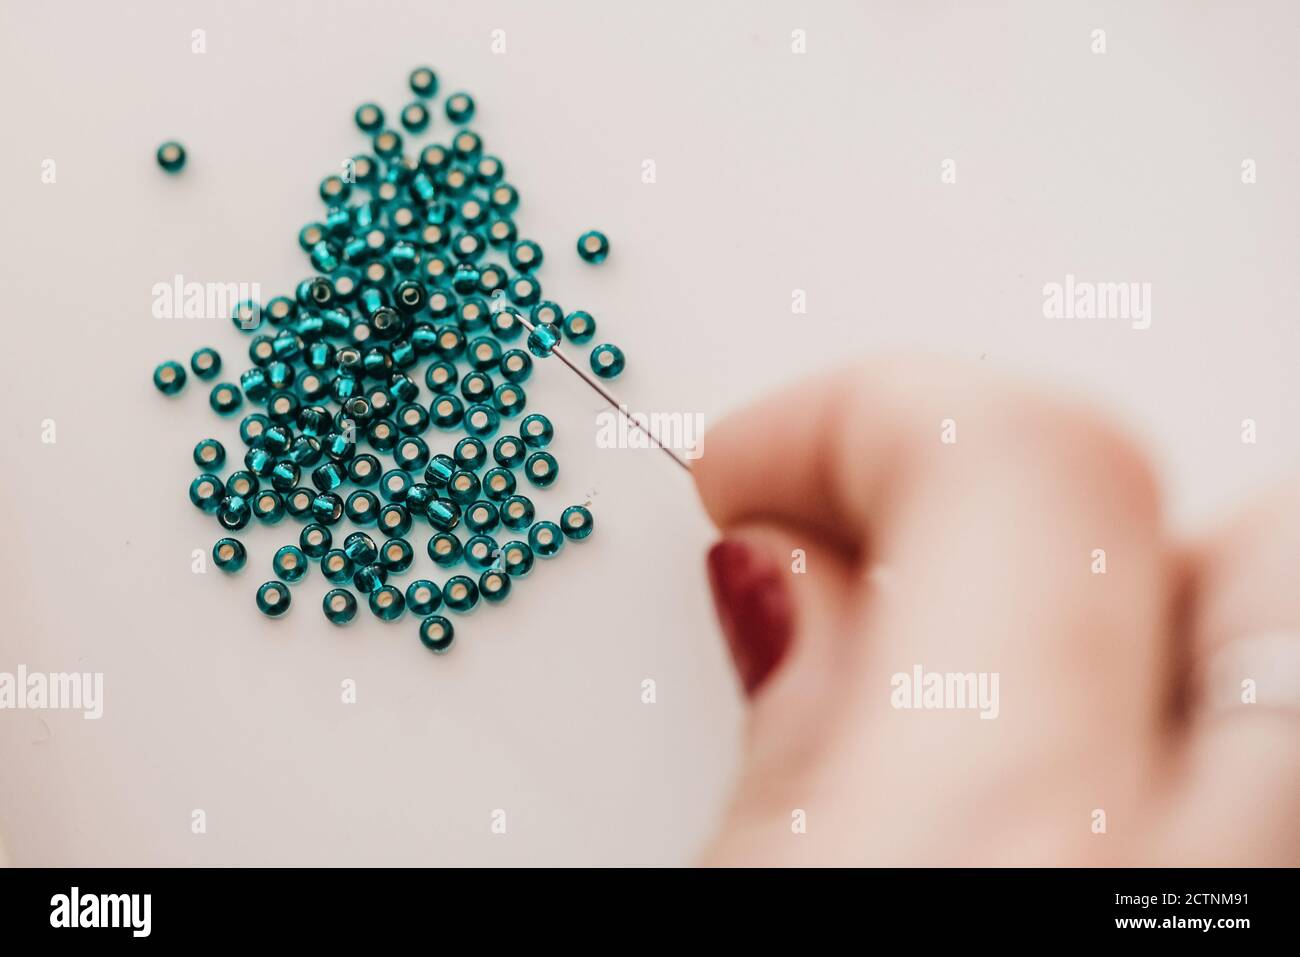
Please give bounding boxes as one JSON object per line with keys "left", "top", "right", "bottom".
{"left": 501, "top": 540, "right": 534, "bottom": 577}
{"left": 354, "top": 103, "right": 385, "bottom": 133}
{"left": 561, "top": 505, "right": 594, "bottom": 541}
{"left": 464, "top": 534, "right": 498, "bottom": 571}
{"left": 345, "top": 489, "right": 380, "bottom": 525}
{"left": 508, "top": 273, "right": 541, "bottom": 307}
{"left": 265, "top": 296, "right": 297, "bottom": 326}
{"left": 430, "top": 323, "right": 466, "bottom": 359}
{"left": 343, "top": 531, "right": 378, "bottom": 566}
{"left": 498, "top": 349, "right": 532, "bottom": 384}
{"left": 213, "top": 537, "right": 247, "bottom": 573}
{"left": 231, "top": 300, "right": 262, "bottom": 332}
{"left": 500, "top": 494, "right": 535, "bottom": 531}
{"left": 492, "top": 382, "right": 526, "bottom": 417}
{"left": 347, "top": 453, "right": 381, "bottom": 487}
{"left": 590, "top": 343, "right": 626, "bottom": 379}
{"left": 453, "top": 230, "right": 487, "bottom": 262}
{"left": 466, "top": 335, "right": 502, "bottom": 370}
{"left": 445, "top": 92, "right": 475, "bottom": 124}
{"left": 209, "top": 382, "right": 243, "bottom": 416}
{"left": 244, "top": 446, "right": 274, "bottom": 477}
{"left": 447, "top": 469, "right": 481, "bottom": 505}
{"left": 452, "top": 262, "right": 481, "bottom": 294}
{"left": 393, "top": 435, "right": 430, "bottom": 470}
{"left": 409, "top": 66, "right": 438, "bottom": 98}
{"left": 493, "top": 435, "right": 527, "bottom": 468}
{"left": 271, "top": 460, "right": 301, "bottom": 492}
{"left": 190, "top": 347, "right": 222, "bottom": 379}
{"left": 452, "top": 130, "right": 483, "bottom": 162}
{"left": 381, "top": 537, "right": 415, "bottom": 573}
{"left": 577, "top": 230, "right": 610, "bottom": 264}
{"left": 367, "top": 418, "right": 400, "bottom": 452}
{"left": 225, "top": 471, "right": 258, "bottom": 499}
{"left": 156, "top": 140, "right": 186, "bottom": 172}
{"left": 319, "top": 174, "right": 350, "bottom": 204}
{"left": 239, "top": 413, "right": 271, "bottom": 446}
{"left": 431, "top": 394, "right": 465, "bottom": 429}
{"left": 252, "top": 489, "right": 286, "bottom": 524}
{"left": 463, "top": 403, "right": 500, "bottom": 439}
{"left": 479, "top": 568, "right": 512, "bottom": 603}
{"left": 311, "top": 491, "right": 344, "bottom": 525}
{"left": 273, "top": 545, "right": 308, "bottom": 583}
{"left": 478, "top": 263, "right": 508, "bottom": 298}
{"left": 312, "top": 461, "right": 346, "bottom": 492}
{"left": 400, "top": 101, "right": 431, "bottom": 133}
{"left": 529, "top": 520, "right": 564, "bottom": 558}
{"left": 310, "top": 241, "right": 340, "bottom": 273}
{"left": 419, "top": 615, "right": 455, "bottom": 653}
{"left": 369, "top": 585, "right": 406, "bottom": 621}
{"left": 260, "top": 424, "right": 292, "bottom": 455}
{"left": 217, "top": 494, "right": 252, "bottom": 530}
{"left": 425, "top": 360, "right": 459, "bottom": 394}
{"left": 256, "top": 580, "right": 292, "bottom": 617}
{"left": 509, "top": 240, "right": 543, "bottom": 272}
{"left": 299, "top": 523, "right": 332, "bottom": 559}
{"left": 487, "top": 216, "right": 517, "bottom": 247}
{"left": 453, "top": 437, "right": 487, "bottom": 470}
{"left": 531, "top": 301, "right": 563, "bottom": 328}
{"left": 406, "top": 483, "right": 436, "bottom": 514}
{"left": 193, "top": 438, "right": 226, "bottom": 471}
{"left": 475, "top": 154, "right": 505, "bottom": 184}
{"left": 406, "top": 579, "right": 442, "bottom": 616}
{"left": 426, "top": 497, "right": 462, "bottom": 532}
{"left": 372, "top": 129, "right": 404, "bottom": 159}
{"left": 153, "top": 361, "right": 186, "bottom": 395}
{"left": 396, "top": 402, "right": 430, "bottom": 435}
{"left": 323, "top": 588, "right": 358, "bottom": 625}
{"left": 378, "top": 502, "right": 413, "bottom": 537}
{"left": 524, "top": 451, "right": 559, "bottom": 488}
{"left": 489, "top": 183, "right": 519, "bottom": 216}
{"left": 285, "top": 487, "right": 316, "bottom": 521}
{"left": 563, "top": 311, "right": 596, "bottom": 344}
{"left": 428, "top": 531, "right": 463, "bottom": 566}
{"left": 353, "top": 563, "right": 388, "bottom": 594}
{"left": 424, "top": 453, "right": 457, "bottom": 488}
{"left": 459, "top": 370, "right": 494, "bottom": 403}
{"left": 381, "top": 468, "right": 413, "bottom": 503}
{"left": 482, "top": 467, "right": 516, "bottom": 501}
{"left": 287, "top": 436, "right": 322, "bottom": 467}
{"left": 321, "top": 549, "right": 355, "bottom": 583}
{"left": 465, "top": 500, "right": 500, "bottom": 534}
{"left": 442, "top": 575, "right": 479, "bottom": 613}
{"left": 487, "top": 299, "right": 521, "bottom": 339}
{"left": 240, "top": 367, "right": 269, "bottom": 401}
{"left": 190, "top": 474, "right": 225, "bottom": 514}
{"left": 526, "top": 321, "right": 560, "bottom": 358}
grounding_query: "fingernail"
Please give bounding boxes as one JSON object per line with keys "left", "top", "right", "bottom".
{"left": 706, "top": 539, "right": 793, "bottom": 696}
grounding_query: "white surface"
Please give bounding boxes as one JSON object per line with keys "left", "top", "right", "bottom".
{"left": 1, "top": 0, "right": 1298, "bottom": 865}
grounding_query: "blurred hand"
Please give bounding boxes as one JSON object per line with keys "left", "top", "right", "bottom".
{"left": 695, "top": 358, "right": 1300, "bottom": 865}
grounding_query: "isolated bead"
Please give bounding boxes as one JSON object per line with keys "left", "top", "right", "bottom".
{"left": 217, "top": 494, "right": 252, "bottom": 530}
{"left": 320, "top": 549, "right": 355, "bottom": 584}
{"left": 190, "top": 347, "right": 222, "bottom": 380}
{"left": 563, "top": 310, "right": 596, "bottom": 344}
{"left": 481, "top": 466, "right": 517, "bottom": 501}
{"left": 529, "top": 520, "right": 564, "bottom": 558}
{"left": 428, "top": 531, "right": 464, "bottom": 566}
{"left": 156, "top": 140, "right": 187, "bottom": 172}
{"left": 445, "top": 92, "right": 475, "bottom": 123}
{"left": 193, "top": 438, "right": 226, "bottom": 470}
{"left": 256, "top": 580, "right": 292, "bottom": 617}
{"left": 209, "top": 382, "right": 243, "bottom": 416}
{"left": 213, "top": 537, "right": 247, "bottom": 573}
{"left": 406, "top": 579, "right": 442, "bottom": 616}
{"left": 273, "top": 545, "right": 308, "bottom": 583}
{"left": 354, "top": 102, "right": 385, "bottom": 133}
{"left": 190, "top": 474, "right": 225, "bottom": 513}
{"left": 353, "top": 562, "right": 388, "bottom": 594}
{"left": 323, "top": 588, "right": 358, "bottom": 625}
{"left": 524, "top": 451, "right": 559, "bottom": 488}
{"left": 419, "top": 615, "right": 455, "bottom": 653}
{"left": 479, "top": 568, "right": 512, "bottom": 603}
{"left": 590, "top": 343, "right": 626, "bottom": 379}
{"left": 526, "top": 321, "right": 560, "bottom": 358}
{"left": 500, "top": 494, "right": 535, "bottom": 531}
{"left": 299, "top": 523, "right": 332, "bottom": 559}
{"left": 252, "top": 489, "right": 286, "bottom": 524}
{"left": 442, "top": 575, "right": 479, "bottom": 613}
{"left": 465, "top": 500, "right": 500, "bottom": 534}
{"left": 561, "top": 505, "right": 594, "bottom": 541}
{"left": 153, "top": 361, "right": 186, "bottom": 395}
{"left": 400, "top": 101, "right": 431, "bottom": 133}
{"left": 345, "top": 489, "right": 380, "bottom": 525}
{"left": 369, "top": 585, "right": 406, "bottom": 621}
{"left": 577, "top": 230, "right": 609, "bottom": 264}
{"left": 500, "top": 540, "right": 534, "bottom": 577}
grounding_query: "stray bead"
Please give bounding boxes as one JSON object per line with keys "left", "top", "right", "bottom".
{"left": 193, "top": 438, "right": 226, "bottom": 470}
{"left": 153, "top": 361, "right": 186, "bottom": 395}
{"left": 354, "top": 103, "right": 385, "bottom": 133}
{"left": 529, "top": 520, "right": 564, "bottom": 558}
{"left": 273, "top": 545, "right": 308, "bottom": 583}
{"left": 445, "top": 92, "right": 475, "bottom": 124}
{"left": 524, "top": 451, "right": 559, "bottom": 488}
{"left": 563, "top": 311, "right": 596, "bottom": 344}
{"left": 190, "top": 347, "right": 222, "bottom": 379}
{"left": 577, "top": 230, "right": 610, "bottom": 264}
{"left": 406, "top": 579, "right": 442, "bottom": 616}
{"left": 323, "top": 588, "right": 358, "bottom": 625}
{"left": 369, "top": 584, "right": 406, "bottom": 621}
{"left": 419, "top": 615, "right": 455, "bottom": 653}
{"left": 212, "top": 537, "right": 247, "bottom": 573}
{"left": 256, "top": 580, "right": 292, "bottom": 617}
{"left": 590, "top": 343, "right": 626, "bottom": 379}
{"left": 561, "top": 505, "right": 594, "bottom": 541}
{"left": 400, "top": 101, "right": 431, "bottom": 133}
{"left": 442, "top": 575, "right": 479, "bottom": 613}
{"left": 209, "top": 382, "right": 243, "bottom": 416}
{"left": 479, "top": 569, "right": 512, "bottom": 603}
{"left": 409, "top": 66, "right": 438, "bottom": 98}
{"left": 156, "top": 140, "right": 186, "bottom": 173}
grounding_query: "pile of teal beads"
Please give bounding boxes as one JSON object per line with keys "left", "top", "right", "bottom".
{"left": 156, "top": 67, "right": 613, "bottom": 656}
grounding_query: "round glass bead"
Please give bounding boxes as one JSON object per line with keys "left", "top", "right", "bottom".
{"left": 489, "top": 183, "right": 519, "bottom": 216}
{"left": 253, "top": 489, "right": 286, "bottom": 524}
{"left": 524, "top": 451, "right": 559, "bottom": 488}
{"left": 478, "top": 263, "right": 508, "bottom": 298}
{"left": 273, "top": 545, "right": 308, "bottom": 583}
{"left": 431, "top": 394, "right": 465, "bottom": 429}
{"left": 442, "top": 575, "right": 479, "bottom": 613}
{"left": 428, "top": 531, "right": 463, "bottom": 566}
{"left": 531, "top": 301, "right": 564, "bottom": 329}
{"left": 353, "top": 562, "right": 388, "bottom": 594}
{"left": 405, "top": 579, "right": 442, "bottom": 616}
{"left": 452, "top": 438, "right": 487, "bottom": 471}
{"left": 508, "top": 240, "right": 543, "bottom": 273}
{"left": 209, "top": 382, "right": 243, "bottom": 416}
{"left": 452, "top": 130, "right": 483, "bottom": 162}
{"left": 525, "top": 321, "right": 560, "bottom": 358}
{"left": 519, "top": 413, "right": 554, "bottom": 449}
{"left": 400, "top": 101, "right": 430, "bottom": 133}
{"left": 577, "top": 230, "right": 610, "bottom": 264}
{"left": 270, "top": 460, "right": 301, "bottom": 492}
{"left": 212, "top": 537, "right": 246, "bottom": 573}
{"left": 156, "top": 140, "right": 186, "bottom": 172}
{"left": 561, "top": 505, "right": 595, "bottom": 541}
{"left": 244, "top": 446, "right": 275, "bottom": 478}
{"left": 369, "top": 584, "right": 406, "bottom": 621}
{"left": 529, "top": 520, "right": 564, "bottom": 558}
{"left": 487, "top": 216, "right": 517, "bottom": 247}
{"left": 299, "top": 523, "right": 332, "bottom": 559}
{"left": 372, "top": 129, "right": 404, "bottom": 159}
{"left": 193, "top": 438, "right": 226, "bottom": 470}
{"left": 424, "top": 454, "right": 456, "bottom": 489}
{"left": 231, "top": 300, "right": 263, "bottom": 333}
{"left": 408, "top": 66, "right": 438, "bottom": 97}
{"left": 217, "top": 494, "right": 252, "bottom": 530}
{"left": 498, "top": 349, "right": 532, "bottom": 384}
{"left": 481, "top": 466, "right": 517, "bottom": 502}
{"left": 406, "top": 483, "right": 436, "bottom": 514}
{"left": 445, "top": 92, "right": 475, "bottom": 123}
{"left": 347, "top": 453, "right": 381, "bottom": 487}
{"left": 312, "top": 461, "right": 346, "bottom": 492}
{"left": 425, "top": 360, "right": 459, "bottom": 394}
{"left": 465, "top": 500, "right": 500, "bottom": 534}
{"left": 466, "top": 335, "right": 501, "bottom": 371}
{"left": 394, "top": 436, "right": 430, "bottom": 471}
{"left": 396, "top": 402, "right": 430, "bottom": 436}
{"left": 431, "top": 324, "right": 465, "bottom": 359}
{"left": 381, "top": 537, "right": 415, "bottom": 573}
{"left": 367, "top": 419, "right": 399, "bottom": 452}
{"left": 265, "top": 296, "right": 297, "bottom": 326}
{"left": 190, "top": 347, "right": 222, "bottom": 380}
{"left": 563, "top": 310, "right": 597, "bottom": 344}
{"left": 345, "top": 490, "right": 380, "bottom": 525}
{"left": 190, "top": 474, "right": 225, "bottom": 513}
{"left": 491, "top": 383, "right": 526, "bottom": 417}
{"left": 464, "top": 534, "right": 498, "bottom": 571}
{"left": 453, "top": 232, "right": 487, "bottom": 263}
{"left": 240, "top": 413, "right": 272, "bottom": 446}
{"left": 479, "top": 568, "right": 512, "bottom": 603}
{"left": 463, "top": 403, "right": 500, "bottom": 439}
{"left": 343, "top": 532, "right": 378, "bottom": 566}
{"left": 261, "top": 424, "right": 293, "bottom": 455}
{"left": 492, "top": 435, "right": 526, "bottom": 469}
{"left": 590, "top": 343, "right": 626, "bottom": 379}
{"left": 427, "top": 497, "right": 462, "bottom": 532}
{"left": 447, "top": 469, "right": 481, "bottom": 505}
{"left": 378, "top": 502, "right": 413, "bottom": 537}
{"left": 323, "top": 588, "right": 358, "bottom": 625}
{"left": 256, "top": 580, "right": 292, "bottom": 617}
{"left": 153, "top": 361, "right": 186, "bottom": 395}
{"left": 508, "top": 274, "right": 541, "bottom": 307}
{"left": 419, "top": 615, "right": 455, "bottom": 653}
{"left": 501, "top": 540, "right": 534, "bottom": 577}
{"left": 225, "top": 470, "right": 258, "bottom": 499}
{"left": 285, "top": 487, "right": 315, "bottom": 521}
{"left": 500, "top": 494, "right": 535, "bottom": 531}
{"left": 459, "top": 370, "right": 494, "bottom": 403}
{"left": 240, "top": 367, "right": 269, "bottom": 401}
{"left": 381, "top": 468, "right": 414, "bottom": 502}
{"left": 321, "top": 548, "right": 354, "bottom": 584}
{"left": 311, "top": 491, "right": 344, "bottom": 525}
{"left": 354, "top": 103, "right": 384, "bottom": 132}
{"left": 451, "top": 262, "right": 481, "bottom": 294}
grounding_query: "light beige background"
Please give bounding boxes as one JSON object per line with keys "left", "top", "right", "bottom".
{"left": 1, "top": 0, "right": 1297, "bottom": 865}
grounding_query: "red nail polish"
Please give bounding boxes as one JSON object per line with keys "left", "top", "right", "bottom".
{"left": 706, "top": 540, "right": 792, "bottom": 695}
